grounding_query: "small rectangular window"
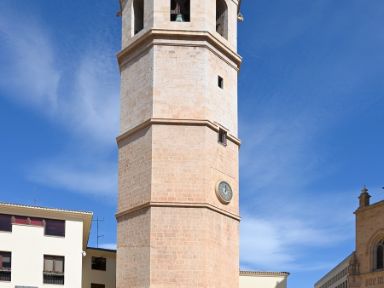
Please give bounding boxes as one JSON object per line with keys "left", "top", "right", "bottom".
{"left": 92, "top": 257, "right": 107, "bottom": 271}
{"left": 218, "top": 76, "right": 224, "bottom": 89}
{"left": 91, "top": 284, "right": 106, "bottom": 288}
{"left": 45, "top": 219, "right": 65, "bottom": 237}
{"left": 218, "top": 129, "right": 227, "bottom": 146}
{"left": 0, "top": 215, "right": 12, "bottom": 232}
{"left": 0, "top": 251, "right": 12, "bottom": 282}
{"left": 43, "top": 255, "right": 64, "bottom": 285}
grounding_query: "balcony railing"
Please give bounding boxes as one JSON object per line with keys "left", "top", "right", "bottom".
{"left": 0, "top": 270, "right": 11, "bottom": 282}
{"left": 43, "top": 272, "right": 64, "bottom": 285}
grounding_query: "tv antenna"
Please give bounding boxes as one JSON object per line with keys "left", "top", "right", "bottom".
{"left": 93, "top": 216, "right": 104, "bottom": 248}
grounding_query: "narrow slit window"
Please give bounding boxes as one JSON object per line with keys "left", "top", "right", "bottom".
{"left": 216, "top": 0, "right": 228, "bottom": 39}
{"left": 133, "top": 0, "right": 144, "bottom": 35}
{"left": 218, "top": 129, "right": 228, "bottom": 146}
{"left": 171, "top": 0, "right": 190, "bottom": 22}
{"left": 218, "top": 76, "right": 224, "bottom": 89}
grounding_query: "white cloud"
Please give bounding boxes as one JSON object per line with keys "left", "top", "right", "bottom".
{"left": 240, "top": 213, "right": 351, "bottom": 272}
{"left": 28, "top": 159, "right": 117, "bottom": 198}
{"left": 61, "top": 51, "right": 119, "bottom": 147}
{"left": 238, "top": 91, "right": 356, "bottom": 272}
{"left": 0, "top": 14, "right": 60, "bottom": 111}
{"left": 0, "top": 7, "right": 119, "bottom": 197}
{"left": 0, "top": 7, "right": 119, "bottom": 147}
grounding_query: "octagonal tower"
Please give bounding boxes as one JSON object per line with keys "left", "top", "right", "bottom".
{"left": 116, "top": 1, "right": 242, "bottom": 287}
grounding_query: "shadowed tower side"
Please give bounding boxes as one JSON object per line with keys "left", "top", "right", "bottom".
{"left": 116, "top": 0, "right": 243, "bottom": 287}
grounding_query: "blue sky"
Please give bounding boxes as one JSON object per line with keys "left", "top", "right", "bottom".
{"left": 0, "top": 1, "right": 383, "bottom": 287}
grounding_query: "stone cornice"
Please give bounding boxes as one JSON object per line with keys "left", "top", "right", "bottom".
{"left": 354, "top": 200, "right": 384, "bottom": 215}
{"left": 117, "top": 29, "right": 242, "bottom": 70}
{"left": 240, "top": 271, "right": 290, "bottom": 277}
{"left": 116, "top": 118, "right": 241, "bottom": 146}
{"left": 116, "top": 201, "right": 241, "bottom": 221}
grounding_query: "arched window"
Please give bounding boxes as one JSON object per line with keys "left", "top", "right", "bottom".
{"left": 375, "top": 240, "right": 384, "bottom": 270}
{"left": 133, "top": 0, "right": 144, "bottom": 35}
{"left": 171, "top": 0, "right": 190, "bottom": 22}
{"left": 216, "top": 0, "right": 228, "bottom": 39}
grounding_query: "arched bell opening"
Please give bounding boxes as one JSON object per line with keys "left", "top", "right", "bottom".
{"left": 133, "top": 0, "right": 144, "bottom": 35}
{"left": 216, "top": 0, "right": 228, "bottom": 39}
{"left": 170, "top": 0, "right": 190, "bottom": 22}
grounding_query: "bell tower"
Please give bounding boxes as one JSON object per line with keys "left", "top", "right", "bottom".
{"left": 116, "top": 0, "right": 242, "bottom": 287}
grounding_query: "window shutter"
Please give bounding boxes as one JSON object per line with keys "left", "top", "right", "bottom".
{"left": 54, "top": 258, "right": 64, "bottom": 273}
{"left": 44, "top": 258, "right": 54, "bottom": 272}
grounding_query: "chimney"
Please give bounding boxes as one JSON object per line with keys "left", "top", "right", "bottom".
{"left": 359, "top": 186, "right": 371, "bottom": 208}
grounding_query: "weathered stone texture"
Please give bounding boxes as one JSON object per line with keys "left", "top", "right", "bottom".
{"left": 355, "top": 202, "right": 384, "bottom": 273}
{"left": 120, "top": 48, "right": 154, "bottom": 133}
{"left": 117, "top": 0, "right": 241, "bottom": 287}
{"left": 118, "top": 127, "right": 152, "bottom": 212}
{"left": 117, "top": 209, "right": 151, "bottom": 287}
{"left": 150, "top": 207, "right": 239, "bottom": 288}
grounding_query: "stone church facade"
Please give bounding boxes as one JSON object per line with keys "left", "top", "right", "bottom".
{"left": 315, "top": 187, "right": 384, "bottom": 288}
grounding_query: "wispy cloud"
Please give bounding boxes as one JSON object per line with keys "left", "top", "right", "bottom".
{"left": 237, "top": 0, "right": 384, "bottom": 272}
{"left": 238, "top": 101, "right": 357, "bottom": 272}
{"left": 0, "top": 11, "right": 119, "bottom": 146}
{"left": 0, "top": 6, "right": 119, "bottom": 197}
{"left": 240, "top": 210, "right": 353, "bottom": 272}
{"left": 0, "top": 13, "right": 60, "bottom": 111}
{"left": 28, "top": 157, "right": 117, "bottom": 198}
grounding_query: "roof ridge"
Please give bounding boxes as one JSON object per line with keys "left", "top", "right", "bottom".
{"left": 0, "top": 201, "right": 93, "bottom": 215}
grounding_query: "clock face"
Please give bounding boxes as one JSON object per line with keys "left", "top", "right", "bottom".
{"left": 216, "top": 181, "right": 233, "bottom": 204}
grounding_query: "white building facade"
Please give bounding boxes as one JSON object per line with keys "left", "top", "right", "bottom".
{"left": 0, "top": 203, "right": 92, "bottom": 288}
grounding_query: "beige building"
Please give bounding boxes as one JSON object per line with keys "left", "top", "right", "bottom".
{"left": 116, "top": 0, "right": 243, "bottom": 287}
{"left": 315, "top": 187, "right": 384, "bottom": 288}
{"left": 240, "top": 271, "right": 289, "bottom": 288}
{"left": 83, "top": 247, "right": 116, "bottom": 288}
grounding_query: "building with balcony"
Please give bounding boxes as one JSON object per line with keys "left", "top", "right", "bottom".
{"left": 0, "top": 202, "right": 114, "bottom": 288}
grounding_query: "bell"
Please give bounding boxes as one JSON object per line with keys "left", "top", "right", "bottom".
{"left": 175, "top": 13, "right": 184, "bottom": 22}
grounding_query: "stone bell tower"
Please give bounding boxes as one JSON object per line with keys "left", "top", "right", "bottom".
{"left": 116, "top": 0, "right": 242, "bottom": 287}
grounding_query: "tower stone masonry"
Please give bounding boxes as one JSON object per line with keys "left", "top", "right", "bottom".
{"left": 116, "top": 0, "right": 242, "bottom": 287}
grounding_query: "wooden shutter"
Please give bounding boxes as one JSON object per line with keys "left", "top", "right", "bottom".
{"left": 54, "top": 257, "right": 64, "bottom": 273}
{"left": 44, "top": 257, "right": 54, "bottom": 272}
